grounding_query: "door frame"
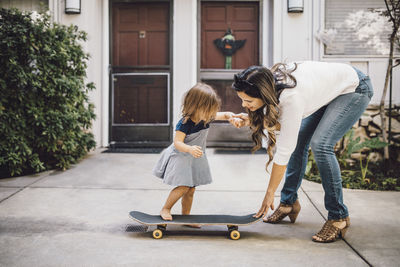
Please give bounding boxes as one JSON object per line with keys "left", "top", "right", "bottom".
{"left": 109, "top": 0, "right": 174, "bottom": 147}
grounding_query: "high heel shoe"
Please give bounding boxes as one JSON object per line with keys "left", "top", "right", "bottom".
{"left": 264, "top": 199, "right": 301, "bottom": 224}
{"left": 312, "top": 217, "right": 350, "bottom": 243}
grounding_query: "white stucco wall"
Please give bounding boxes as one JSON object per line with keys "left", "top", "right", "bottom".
{"left": 172, "top": 0, "right": 198, "bottom": 128}
{"left": 273, "top": 0, "right": 314, "bottom": 63}
{"left": 49, "top": 0, "right": 106, "bottom": 147}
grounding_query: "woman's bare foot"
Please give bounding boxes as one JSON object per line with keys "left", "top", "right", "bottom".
{"left": 160, "top": 208, "right": 172, "bottom": 220}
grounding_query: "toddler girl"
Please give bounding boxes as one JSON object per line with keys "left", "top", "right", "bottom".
{"left": 153, "top": 83, "right": 236, "bottom": 221}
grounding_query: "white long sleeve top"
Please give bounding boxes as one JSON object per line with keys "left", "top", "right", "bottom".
{"left": 268, "top": 61, "right": 359, "bottom": 165}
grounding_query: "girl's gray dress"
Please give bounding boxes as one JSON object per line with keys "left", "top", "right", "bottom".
{"left": 152, "top": 118, "right": 212, "bottom": 187}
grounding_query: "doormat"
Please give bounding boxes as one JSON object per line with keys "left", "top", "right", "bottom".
{"left": 125, "top": 224, "right": 148, "bottom": 233}
{"left": 213, "top": 148, "right": 266, "bottom": 154}
{"left": 102, "top": 147, "right": 164, "bottom": 154}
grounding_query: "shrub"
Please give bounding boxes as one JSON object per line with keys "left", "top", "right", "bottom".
{"left": 0, "top": 8, "right": 96, "bottom": 177}
{"left": 304, "top": 130, "right": 400, "bottom": 191}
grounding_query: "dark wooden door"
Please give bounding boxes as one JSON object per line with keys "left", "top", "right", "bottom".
{"left": 201, "top": 2, "right": 259, "bottom": 69}
{"left": 201, "top": 2, "right": 259, "bottom": 147}
{"left": 111, "top": 2, "right": 171, "bottom": 148}
{"left": 113, "top": 2, "right": 169, "bottom": 66}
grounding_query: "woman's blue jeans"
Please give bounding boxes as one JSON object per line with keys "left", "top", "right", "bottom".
{"left": 280, "top": 68, "right": 374, "bottom": 220}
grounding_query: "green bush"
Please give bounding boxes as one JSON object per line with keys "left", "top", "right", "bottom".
{"left": 0, "top": 8, "right": 96, "bottom": 177}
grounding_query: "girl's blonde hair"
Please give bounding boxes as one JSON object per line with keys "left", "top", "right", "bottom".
{"left": 232, "top": 63, "right": 297, "bottom": 170}
{"left": 182, "top": 83, "right": 221, "bottom": 124}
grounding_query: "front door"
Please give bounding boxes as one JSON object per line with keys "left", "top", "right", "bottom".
{"left": 111, "top": 1, "right": 171, "bottom": 148}
{"left": 200, "top": 1, "right": 259, "bottom": 147}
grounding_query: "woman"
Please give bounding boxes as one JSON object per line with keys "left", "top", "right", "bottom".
{"left": 231, "top": 61, "right": 373, "bottom": 242}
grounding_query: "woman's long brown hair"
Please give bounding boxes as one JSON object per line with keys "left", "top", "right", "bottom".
{"left": 232, "top": 63, "right": 297, "bottom": 170}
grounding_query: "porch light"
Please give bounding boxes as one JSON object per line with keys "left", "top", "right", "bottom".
{"left": 287, "top": 0, "right": 304, "bottom": 13}
{"left": 65, "top": 0, "right": 81, "bottom": 14}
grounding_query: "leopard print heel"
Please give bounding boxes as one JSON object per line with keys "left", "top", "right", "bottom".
{"left": 312, "top": 217, "right": 350, "bottom": 243}
{"left": 264, "top": 199, "right": 301, "bottom": 224}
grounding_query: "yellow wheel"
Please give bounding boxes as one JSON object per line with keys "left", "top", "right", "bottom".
{"left": 152, "top": 229, "right": 163, "bottom": 239}
{"left": 230, "top": 230, "right": 240, "bottom": 240}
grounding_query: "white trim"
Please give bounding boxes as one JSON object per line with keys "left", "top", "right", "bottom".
{"left": 192, "top": 0, "right": 198, "bottom": 84}
{"left": 262, "top": 0, "right": 269, "bottom": 66}
{"left": 173, "top": 0, "right": 197, "bottom": 128}
{"left": 273, "top": 0, "right": 283, "bottom": 63}
{"left": 49, "top": 0, "right": 60, "bottom": 23}
{"left": 101, "top": 0, "right": 109, "bottom": 147}
{"left": 323, "top": 55, "right": 400, "bottom": 59}
{"left": 316, "top": 0, "right": 325, "bottom": 61}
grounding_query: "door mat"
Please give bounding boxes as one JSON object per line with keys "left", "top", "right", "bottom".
{"left": 102, "top": 147, "right": 164, "bottom": 153}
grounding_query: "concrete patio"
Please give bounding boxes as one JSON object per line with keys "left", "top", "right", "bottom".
{"left": 0, "top": 149, "right": 399, "bottom": 266}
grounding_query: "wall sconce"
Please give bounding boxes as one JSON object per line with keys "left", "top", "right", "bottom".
{"left": 65, "top": 0, "right": 81, "bottom": 14}
{"left": 288, "top": 0, "right": 304, "bottom": 13}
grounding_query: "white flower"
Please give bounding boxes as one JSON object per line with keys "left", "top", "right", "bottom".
{"left": 315, "top": 28, "right": 337, "bottom": 46}
{"left": 29, "top": 59, "right": 40, "bottom": 75}
{"left": 29, "top": 10, "right": 40, "bottom": 21}
{"left": 344, "top": 9, "right": 391, "bottom": 55}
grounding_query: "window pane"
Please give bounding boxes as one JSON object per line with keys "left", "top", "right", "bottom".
{"left": 202, "top": 79, "right": 245, "bottom": 116}
{"left": 324, "top": 0, "right": 391, "bottom": 55}
{"left": 113, "top": 74, "right": 168, "bottom": 124}
{"left": 0, "top": 0, "right": 48, "bottom": 11}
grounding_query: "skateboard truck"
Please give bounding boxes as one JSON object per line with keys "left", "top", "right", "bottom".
{"left": 152, "top": 224, "right": 241, "bottom": 240}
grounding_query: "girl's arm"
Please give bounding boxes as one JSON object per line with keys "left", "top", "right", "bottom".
{"left": 174, "top": 131, "right": 203, "bottom": 158}
{"left": 215, "top": 111, "right": 234, "bottom": 120}
{"left": 216, "top": 111, "right": 246, "bottom": 128}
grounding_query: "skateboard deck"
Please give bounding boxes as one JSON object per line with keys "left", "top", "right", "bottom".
{"left": 129, "top": 211, "right": 262, "bottom": 240}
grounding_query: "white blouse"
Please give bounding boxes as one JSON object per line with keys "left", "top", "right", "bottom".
{"left": 266, "top": 61, "right": 359, "bottom": 165}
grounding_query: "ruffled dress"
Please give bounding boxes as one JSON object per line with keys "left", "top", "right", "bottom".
{"left": 152, "top": 118, "right": 212, "bottom": 187}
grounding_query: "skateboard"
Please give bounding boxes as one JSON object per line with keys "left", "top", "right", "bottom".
{"left": 129, "top": 211, "right": 262, "bottom": 240}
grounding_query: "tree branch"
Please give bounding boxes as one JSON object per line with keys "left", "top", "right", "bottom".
{"left": 385, "top": 0, "right": 395, "bottom": 22}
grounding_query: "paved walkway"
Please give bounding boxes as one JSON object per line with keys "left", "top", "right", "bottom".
{"left": 0, "top": 149, "right": 399, "bottom": 266}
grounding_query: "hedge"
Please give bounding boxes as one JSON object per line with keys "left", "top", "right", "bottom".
{"left": 0, "top": 8, "right": 96, "bottom": 177}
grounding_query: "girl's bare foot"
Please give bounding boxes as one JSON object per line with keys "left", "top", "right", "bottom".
{"left": 160, "top": 208, "right": 172, "bottom": 220}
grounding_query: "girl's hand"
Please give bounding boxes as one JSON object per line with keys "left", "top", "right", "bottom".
{"left": 188, "top": 145, "right": 203, "bottom": 158}
{"left": 233, "top": 113, "right": 250, "bottom": 127}
{"left": 254, "top": 191, "right": 275, "bottom": 218}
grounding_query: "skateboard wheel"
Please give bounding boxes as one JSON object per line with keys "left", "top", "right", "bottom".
{"left": 152, "top": 229, "right": 163, "bottom": 239}
{"left": 230, "top": 230, "right": 240, "bottom": 240}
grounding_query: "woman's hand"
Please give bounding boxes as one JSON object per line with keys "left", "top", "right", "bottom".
{"left": 228, "top": 117, "right": 245, "bottom": 128}
{"left": 255, "top": 164, "right": 286, "bottom": 218}
{"left": 188, "top": 145, "right": 203, "bottom": 158}
{"left": 232, "top": 113, "right": 250, "bottom": 127}
{"left": 254, "top": 191, "right": 275, "bottom": 218}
